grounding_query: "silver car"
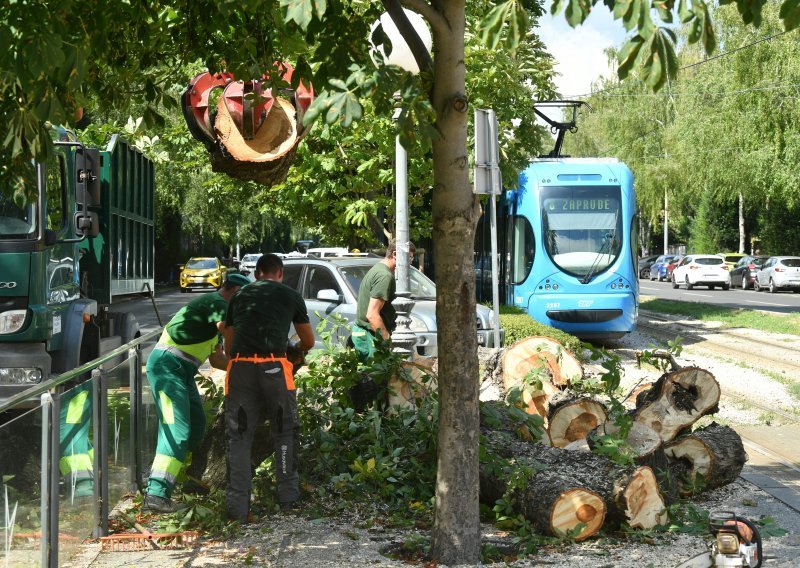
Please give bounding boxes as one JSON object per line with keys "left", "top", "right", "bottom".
{"left": 281, "top": 257, "right": 504, "bottom": 356}
{"left": 754, "top": 256, "right": 800, "bottom": 293}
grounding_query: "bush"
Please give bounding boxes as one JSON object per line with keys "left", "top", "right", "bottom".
{"left": 499, "top": 305, "right": 582, "bottom": 355}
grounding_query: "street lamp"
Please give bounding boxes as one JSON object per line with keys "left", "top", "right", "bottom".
{"left": 371, "top": 10, "right": 432, "bottom": 358}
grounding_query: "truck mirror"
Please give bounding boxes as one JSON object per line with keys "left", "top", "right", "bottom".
{"left": 74, "top": 211, "right": 100, "bottom": 238}
{"left": 75, "top": 148, "right": 101, "bottom": 206}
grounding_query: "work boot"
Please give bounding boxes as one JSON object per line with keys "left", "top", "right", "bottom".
{"left": 142, "top": 493, "right": 188, "bottom": 514}
{"left": 279, "top": 500, "right": 300, "bottom": 513}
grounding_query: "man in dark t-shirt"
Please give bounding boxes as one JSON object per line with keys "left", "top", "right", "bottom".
{"left": 222, "top": 253, "right": 314, "bottom": 521}
{"left": 352, "top": 239, "right": 415, "bottom": 360}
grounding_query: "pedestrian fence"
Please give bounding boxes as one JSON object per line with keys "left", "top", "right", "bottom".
{"left": 0, "top": 329, "right": 162, "bottom": 567}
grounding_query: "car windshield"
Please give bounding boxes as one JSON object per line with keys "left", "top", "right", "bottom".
{"left": 724, "top": 255, "right": 742, "bottom": 263}
{"left": 242, "top": 254, "right": 261, "bottom": 262}
{"left": 0, "top": 193, "right": 37, "bottom": 240}
{"left": 781, "top": 258, "right": 800, "bottom": 267}
{"left": 540, "top": 186, "right": 623, "bottom": 279}
{"left": 186, "top": 258, "right": 218, "bottom": 269}
{"left": 695, "top": 257, "right": 724, "bottom": 266}
{"left": 340, "top": 264, "right": 438, "bottom": 300}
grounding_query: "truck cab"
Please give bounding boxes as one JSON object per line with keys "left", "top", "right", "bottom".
{"left": 0, "top": 129, "right": 154, "bottom": 406}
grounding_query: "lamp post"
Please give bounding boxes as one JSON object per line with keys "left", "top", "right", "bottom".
{"left": 373, "top": 10, "right": 432, "bottom": 358}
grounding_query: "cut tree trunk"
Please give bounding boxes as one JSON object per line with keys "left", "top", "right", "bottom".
{"left": 388, "top": 353, "right": 437, "bottom": 410}
{"left": 480, "top": 427, "right": 667, "bottom": 538}
{"left": 502, "top": 336, "right": 583, "bottom": 388}
{"left": 547, "top": 396, "right": 608, "bottom": 448}
{"left": 589, "top": 421, "right": 667, "bottom": 472}
{"left": 634, "top": 367, "right": 720, "bottom": 443}
{"left": 665, "top": 422, "right": 747, "bottom": 495}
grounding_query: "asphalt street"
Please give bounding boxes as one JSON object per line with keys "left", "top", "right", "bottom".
{"left": 638, "top": 278, "right": 800, "bottom": 314}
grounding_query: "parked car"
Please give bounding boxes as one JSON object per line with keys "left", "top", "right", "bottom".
{"left": 648, "top": 255, "right": 673, "bottom": 281}
{"left": 730, "top": 255, "right": 768, "bottom": 289}
{"left": 306, "top": 247, "right": 350, "bottom": 258}
{"left": 671, "top": 254, "right": 731, "bottom": 290}
{"left": 753, "top": 256, "right": 800, "bottom": 293}
{"left": 179, "top": 257, "right": 227, "bottom": 292}
{"left": 638, "top": 255, "right": 660, "bottom": 279}
{"left": 658, "top": 255, "right": 683, "bottom": 281}
{"left": 281, "top": 256, "right": 504, "bottom": 356}
{"left": 717, "top": 252, "right": 746, "bottom": 269}
{"left": 239, "top": 253, "right": 263, "bottom": 276}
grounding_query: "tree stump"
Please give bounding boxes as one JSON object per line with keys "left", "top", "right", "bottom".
{"left": 589, "top": 420, "right": 667, "bottom": 472}
{"left": 548, "top": 396, "right": 608, "bottom": 448}
{"left": 664, "top": 422, "right": 747, "bottom": 495}
{"left": 634, "top": 367, "right": 720, "bottom": 443}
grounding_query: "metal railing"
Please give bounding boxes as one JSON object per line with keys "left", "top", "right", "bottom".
{"left": 0, "top": 329, "right": 161, "bottom": 567}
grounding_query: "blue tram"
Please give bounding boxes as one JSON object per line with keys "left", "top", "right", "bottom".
{"left": 476, "top": 157, "right": 639, "bottom": 339}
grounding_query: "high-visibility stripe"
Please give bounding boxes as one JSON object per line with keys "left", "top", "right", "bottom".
{"left": 59, "top": 453, "right": 93, "bottom": 477}
{"left": 159, "top": 391, "right": 175, "bottom": 424}
{"left": 150, "top": 453, "right": 183, "bottom": 485}
{"left": 66, "top": 390, "right": 89, "bottom": 424}
{"left": 225, "top": 354, "right": 295, "bottom": 394}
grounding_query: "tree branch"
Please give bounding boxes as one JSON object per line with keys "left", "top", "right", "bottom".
{"left": 401, "top": 0, "right": 447, "bottom": 36}
{"left": 382, "top": 0, "right": 434, "bottom": 74}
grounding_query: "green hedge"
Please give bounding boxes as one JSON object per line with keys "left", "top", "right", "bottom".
{"left": 498, "top": 305, "right": 582, "bottom": 355}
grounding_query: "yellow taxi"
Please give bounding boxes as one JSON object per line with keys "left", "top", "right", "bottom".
{"left": 179, "top": 257, "right": 226, "bottom": 292}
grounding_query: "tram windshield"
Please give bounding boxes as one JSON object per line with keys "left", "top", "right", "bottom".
{"left": 540, "top": 186, "right": 623, "bottom": 280}
{"left": 0, "top": 192, "right": 37, "bottom": 240}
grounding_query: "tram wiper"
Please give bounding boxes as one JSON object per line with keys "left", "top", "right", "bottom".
{"left": 581, "top": 232, "right": 614, "bottom": 284}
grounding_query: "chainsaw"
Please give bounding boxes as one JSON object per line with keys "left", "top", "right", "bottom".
{"left": 676, "top": 511, "right": 762, "bottom": 568}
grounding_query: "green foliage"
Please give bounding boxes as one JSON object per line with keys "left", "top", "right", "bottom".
{"left": 755, "top": 516, "right": 789, "bottom": 538}
{"left": 498, "top": 306, "right": 582, "bottom": 355}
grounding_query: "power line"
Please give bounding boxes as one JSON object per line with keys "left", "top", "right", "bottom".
{"left": 589, "top": 80, "right": 800, "bottom": 99}
{"left": 564, "top": 27, "right": 799, "bottom": 99}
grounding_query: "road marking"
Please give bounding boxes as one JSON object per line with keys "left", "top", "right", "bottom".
{"left": 685, "top": 293, "right": 712, "bottom": 298}
{"left": 746, "top": 300, "right": 790, "bottom": 307}
{"left": 640, "top": 287, "right": 661, "bottom": 292}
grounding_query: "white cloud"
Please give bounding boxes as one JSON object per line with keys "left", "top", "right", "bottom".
{"left": 537, "top": 8, "right": 628, "bottom": 99}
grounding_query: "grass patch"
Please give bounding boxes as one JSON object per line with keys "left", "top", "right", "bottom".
{"left": 640, "top": 298, "right": 800, "bottom": 337}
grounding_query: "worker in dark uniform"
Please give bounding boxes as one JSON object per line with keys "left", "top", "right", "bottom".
{"left": 222, "top": 253, "right": 314, "bottom": 521}
{"left": 142, "top": 272, "right": 250, "bottom": 513}
{"left": 351, "top": 239, "right": 415, "bottom": 360}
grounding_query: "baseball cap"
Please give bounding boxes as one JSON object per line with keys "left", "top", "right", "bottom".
{"left": 226, "top": 273, "right": 250, "bottom": 287}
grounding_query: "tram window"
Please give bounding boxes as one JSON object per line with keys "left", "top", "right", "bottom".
{"left": 511, "top": 216, "right": 534, "bottom": 284}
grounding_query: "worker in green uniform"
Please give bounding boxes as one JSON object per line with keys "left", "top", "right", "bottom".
{"left": 222, "top": 253, "right": 315, "bottom": 521}
{"left": 142, "top": 272, "right": 250, "bottom": 513}
{"left": 351, "top": 239, "right": 415, "bottom": 360}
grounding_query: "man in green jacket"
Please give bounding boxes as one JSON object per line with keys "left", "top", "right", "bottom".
{"left": 142, "top": 272, "right": 250, "bottom": 513}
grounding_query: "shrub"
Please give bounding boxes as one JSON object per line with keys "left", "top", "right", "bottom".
{"left": 499, "top": 305, "right": 581, "bottom": 355}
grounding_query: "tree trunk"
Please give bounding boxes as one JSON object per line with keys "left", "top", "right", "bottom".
{"left": 665, "top": 422, "right": 747, "bottom": 495}
{"left": 547, "top": 396, "right": 608, "bottom": 448}
{"left": 426, "top": 2, "right": 481, "bottom": 563}
{"left": 480, "top": 429, "right": 666, "bottom": 538}
{"left": 738, "top": 191, "right": 745, "bottom": 254}
{"left": 634, "top": 367, "right": 720, "bottom": 443}
{"left": 502, "top": 336, "right": 583, "bottom": 388}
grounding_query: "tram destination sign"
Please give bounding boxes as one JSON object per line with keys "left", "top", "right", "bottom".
{"left": 545, "top": 198, "right": 616, "bottom": 212}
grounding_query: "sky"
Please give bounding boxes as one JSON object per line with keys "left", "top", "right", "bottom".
{"left": 536, "top": 7, "right": 629, "bottom": 99}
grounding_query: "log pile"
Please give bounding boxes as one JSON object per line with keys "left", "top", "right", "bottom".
{"left": 475, "top": 338, "right": 748, "bottom": 540}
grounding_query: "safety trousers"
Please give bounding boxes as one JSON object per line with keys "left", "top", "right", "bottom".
{"left": 145, "top": 348, "right": 206, "bottom": 499}
{"left": 225, "top": 355, "right": 299, "bottom": 521}
{"left": 59, "top": 381, "right": 94, "bottom": 498}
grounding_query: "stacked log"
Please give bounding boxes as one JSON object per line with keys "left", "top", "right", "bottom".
{"left": 476, "top": 341, "right": 746, "bottom": 539}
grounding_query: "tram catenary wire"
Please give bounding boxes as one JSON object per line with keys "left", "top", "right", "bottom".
{"left": 564, "top": 27, "right": 799, "bottom": 100}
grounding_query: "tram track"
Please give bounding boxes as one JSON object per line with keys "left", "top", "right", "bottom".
{"left": 637, "top": 312, "right": 800, "bottom": 379}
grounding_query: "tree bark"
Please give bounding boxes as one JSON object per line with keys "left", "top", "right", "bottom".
{"left": 634, "top": 367, "right": 720, "bottom": 443}
{"left": 480, "top": 429, "right": 666, "bottom": 538}
{"left": 665, "top": 422, "right": 747, "bottom": 495}
{"left": 424, "top": 1, "right": 481, "bottom": 563}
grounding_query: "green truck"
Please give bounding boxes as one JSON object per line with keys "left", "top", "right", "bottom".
{"left": 0, "top": 129, "right": 155, "bottom": 406}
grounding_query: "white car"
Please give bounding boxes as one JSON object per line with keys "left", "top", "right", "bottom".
{"left": 671, "top": 255, "right": 731, "bottom": 290}
{"left": 754, "top": 256, "right": 800, "bottom": 293}
{"left": 239, "top": 253, "right": 263, "bottom": 276}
